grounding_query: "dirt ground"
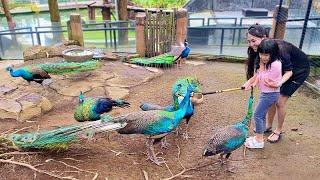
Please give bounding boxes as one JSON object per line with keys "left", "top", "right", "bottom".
{"left": 1, "top": 61, "right": 320, "bottom": 180}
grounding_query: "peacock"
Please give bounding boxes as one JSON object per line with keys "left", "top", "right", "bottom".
{"left": 129, "top": 53, "right": 175, "bottom": 68}
{"left": 203, "top": 89, "right": 254, "bottom": 170}
{"left": 74, "top": 91, "right": 130, "bottom": 122}
{"left": 1, "top": 84, "right": 195, "bottom": 166}
{"left": 140, "top": 77, "right": 202, "bottom": 139}
{"left": 6, "top": 60, "right": 101, "bottom": 84}
{"left": 174, "top": 39, "right": 190, "bottom": 65}
{"left": 1, "top": 116, "right": 126, "bottom": 151}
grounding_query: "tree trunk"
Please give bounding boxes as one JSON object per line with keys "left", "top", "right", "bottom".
{"left": 48, "top": 0, "right": 61, "bottom": 23}
{"left": 117, "top": 0, "right": 128, "bottom": 45}
{"left": 48, "top": 0, "right": 64, "bottom": 43}
{"left": 1, "top": 0, "right": 18, "bottom": 56}
{"left": 1, "top": 0, "right": 16, "bottom": 30}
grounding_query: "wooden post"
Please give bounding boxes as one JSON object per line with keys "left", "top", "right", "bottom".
{"left": 270, "top": 5, "right": 288, "bottom": 39}
{"left": 88, "top": 6, "right": 96, "bottom": 21}
{"left": 68, "top": 14, "right": 84, "bottom": 46}
{"left": 175, "top": 8, "right": 188, "bottom": 45}
{"left": 135, "top": 13, "right": 146, "bottom": 57}
{"left": 102, "top": 6, "right": 111, "bottom": 20}
{"left": 117, "top": 0, "right": 129, "bottom": 45}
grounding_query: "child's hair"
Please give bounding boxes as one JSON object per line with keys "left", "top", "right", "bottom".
{"left": 255, "top": 39, "right": 280, "bottom": 71}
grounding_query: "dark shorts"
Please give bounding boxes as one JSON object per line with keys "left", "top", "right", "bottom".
{"left": 280, "top": 67, "right": 310, "bottom": 97}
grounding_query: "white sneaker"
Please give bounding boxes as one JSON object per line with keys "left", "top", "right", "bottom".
{"left": 245, "top": 136, "right": 264, "bottom": 149}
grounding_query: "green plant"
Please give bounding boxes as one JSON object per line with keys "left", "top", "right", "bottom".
{"left": 132, "top": 0, "right": 187, "bottom": 8}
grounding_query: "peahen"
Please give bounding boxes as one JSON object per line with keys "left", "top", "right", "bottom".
{"left": 74, "top": 91, "right": 130, "bottom": 122}
{"left": 140, "top": 77, "right": 202, "bottom": 139}
{"left": 203, "top": 90, "right": 254, "bottom": 170}
{"left": 1, "top": 83, "right": 195, "bottom": 166}
{"left": 6, "top": 60, "right": 101, "bottom": 84}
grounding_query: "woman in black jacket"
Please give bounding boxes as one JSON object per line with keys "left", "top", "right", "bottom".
{"left": 243, "top": 24, "right": 310, "bottom": 143}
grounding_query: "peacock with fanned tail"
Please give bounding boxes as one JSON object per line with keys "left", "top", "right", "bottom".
{"left": 6, "top": 60, "right": 101, "bottom": 84}
{"left": 203, "top": 90, "right": 254, "bottom": 170}
{"left": 140, "top": 77, "right": 202, "bottom": 139}
{"left": 74, "top": 91, "right": 130, "bottom": 122}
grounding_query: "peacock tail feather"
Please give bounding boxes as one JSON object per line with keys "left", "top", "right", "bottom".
{"left": 38, "top": 60, "right": 101, "bottom": 74}
{"left": 129, "top": 54, "right": 175, "bottom": 67}
{"left": 1, "top": 114, "right": 125, "bottom": 151}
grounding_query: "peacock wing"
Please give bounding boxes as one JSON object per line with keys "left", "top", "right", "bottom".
{"left": 30, "top": 67, "right": 51, "bottom": 79}
{"left": 206, "top": 125, "right": 246, "bottom": 154}
{"left": 112, "top": 110, "right": 165, "bottom": 134}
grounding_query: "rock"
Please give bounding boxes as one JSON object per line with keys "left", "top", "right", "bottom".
{"left": 0, "top": 98, "right": 21, "bottom": 119}
{"left": 291, "top": 127, "right": 298, "bottom": 131}
{"left": 18, "top": 100, "right": 41, "bottom": 121}
{"left": 145, "top": 67, "right": 160, "bottom": 73}
{"left": 105, "top": 86, "right": 129, "bottom": 99}
{"left": 298, "top": 132, "right": 303, "bottom": 135}
{"left": 23, "top": 45, "right": 48, "bottom": 61}
{"left": 86, "top": 87, "right": 108, "bottom": 97}
{"left": 186, "top": 61, "right": 206, "bottom": 66}
{"left": 0, "top": 84, "right": 17, "bottom": 95}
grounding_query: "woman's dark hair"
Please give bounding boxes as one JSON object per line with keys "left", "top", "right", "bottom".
{"left": 246, "top": 23, "right": 269, "bottom": 79}
{"left": 257, "top": 39, "right": 280, "bottom": 70}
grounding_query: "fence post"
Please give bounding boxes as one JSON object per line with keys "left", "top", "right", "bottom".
{"left": 88, "top": 5, "right": 96, "bottom": 21}
{"left": 175, "top": 8, "right": 188, "bottom": 45}
{"left": 270, "top": 5, "right": 288, "bottom": 39}
{"left": 135, "top": 12, "right": 146, "bottom": 57}
{"left": 68, "top": 13, "right": 84, "bottom": 46}
{"left": 299, "top": 0, "right": 313, "bottom": 49}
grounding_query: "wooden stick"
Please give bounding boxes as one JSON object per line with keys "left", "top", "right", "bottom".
{"left": 202, "top": 87, "right": 244, "bottom": 95}
{"left": 0, "top": 159, "right": 76, "bottom": 180}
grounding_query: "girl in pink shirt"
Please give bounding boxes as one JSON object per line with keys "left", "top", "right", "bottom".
{"left": 243, "top": 39, "right": 282, "bottom": 149}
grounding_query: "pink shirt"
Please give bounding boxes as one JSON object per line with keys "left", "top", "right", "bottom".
{"left": 257, "top": 60, "right": 282, "bottom": 93}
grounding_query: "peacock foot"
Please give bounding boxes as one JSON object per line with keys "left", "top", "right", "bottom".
{"left": 146, "top": 155, "right": 165, "bottom": 166}
{"left": 161, "top": 140, "right": 170, "bottom": 149}
{"left": 182, "top": 132, "right": 195, "bottom": 140}
{"left": 174, "top": 127, "right": 182, "bottom": 136}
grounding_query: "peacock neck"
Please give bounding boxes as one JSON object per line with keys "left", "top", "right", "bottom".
{"left": 172, "top": 93, "right": 191, "bottom": 126}
{"left": 240, "top": 96, "right": 254, "bottom": 126}
{"left": 9, "top": 68, "right": 31, "bottom": 79}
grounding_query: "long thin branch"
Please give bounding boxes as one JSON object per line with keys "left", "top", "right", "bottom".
{"left": 0, "top": 159, "right": 77, "bottom": 180}
{"left": 45, "top": 159, "right": 95, "bottom": 174}
{"left": 0, "top": 151, "right": 41, "bottom": 158}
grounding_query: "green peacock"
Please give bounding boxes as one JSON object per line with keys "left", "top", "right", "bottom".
{"left": 6, "top": 60, "right": 101, "bottom": 84}
{"left": 1, "top": 83, "right": 195, "bottom": 166}
{"left": 129, "top": 53, "right": 175, "bottom": 67}
{"left": 74, "top": 91, "right": 130, "bottom": 122}
{"left": 140, "top": 76, "right": 202, "bottom": 139}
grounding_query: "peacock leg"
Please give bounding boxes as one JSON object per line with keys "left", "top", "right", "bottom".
{"left": 219, "top": 154, "right": 225, "bottom": 166}
{"left": 160, "top": 137, "right": 170, "bottom": 149}
{"left": 146, "top": 138, "right": 165, "bottom": 166}
{"left": 183, "top": 119, "right": 195, "bottom": 140}
{"left": 225, "top": 153, "right": 235, "bottom": 173}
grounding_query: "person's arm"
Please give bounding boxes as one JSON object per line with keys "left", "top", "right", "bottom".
{"left": 265, "top": 61, "right": 292, "bottom": 88}
{"left": 243, "top": 74, "right": 258, "bottom": 90}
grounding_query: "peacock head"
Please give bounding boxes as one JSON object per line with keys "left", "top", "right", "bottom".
{"left": 184, "top": 39, "right": 189, "bottom": 47}
{"left": 6, "top": 65, "right": 14, "bottom": 72}
{"left": 172, "top": 77, "right": 202, "bottom": 100}
{"left": 79, "top": 91, "right": 85, "bottom": 104}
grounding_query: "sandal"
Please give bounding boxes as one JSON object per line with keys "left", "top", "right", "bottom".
{"left": 253, "top": 127, "right": 272, "bottom": 134}
{"left": 267, "top": 131, "right": 282, "bottom": 143}
{"left": 245, "top": 136, "right": 264, "bottom": 149}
